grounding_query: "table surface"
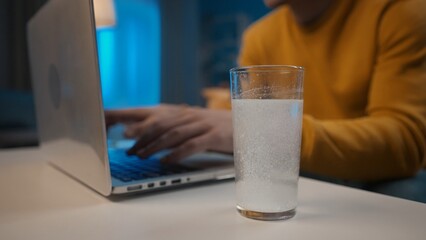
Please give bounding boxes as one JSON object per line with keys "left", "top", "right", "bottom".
{"left": 0, "top": 147, "right": 425, "bottom": 240}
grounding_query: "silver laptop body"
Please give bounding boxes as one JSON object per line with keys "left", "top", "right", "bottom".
{"left": 27, "top": 0, "right": 234, "bottom": 196}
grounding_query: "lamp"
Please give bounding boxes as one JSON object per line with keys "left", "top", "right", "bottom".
{"left": 93, "top": 0, "right": 116, "bottom": 28}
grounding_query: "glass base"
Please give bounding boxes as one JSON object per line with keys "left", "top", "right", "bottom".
{"left": 237, "top": 206, "right": 296, "bottom": 221}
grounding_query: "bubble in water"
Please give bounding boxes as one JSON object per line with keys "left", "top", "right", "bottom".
{"left": 232, "top": 99, "right": 303, "bottom": 213}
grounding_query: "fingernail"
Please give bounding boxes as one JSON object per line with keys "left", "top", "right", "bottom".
{"left": 124, "top": 128, "right": 135, "bottom": 138}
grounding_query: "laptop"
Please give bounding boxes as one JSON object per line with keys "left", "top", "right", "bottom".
{"left": 27, "top": 0, "right": 234, "bottom": 196}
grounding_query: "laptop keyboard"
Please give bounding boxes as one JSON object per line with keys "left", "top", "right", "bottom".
{"left": 108, "top": 149, "right": 197, "bottom": 182}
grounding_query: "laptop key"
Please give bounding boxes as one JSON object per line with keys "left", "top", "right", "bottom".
{"left": 109, "top": 149, "right": 200, "bottom": 182}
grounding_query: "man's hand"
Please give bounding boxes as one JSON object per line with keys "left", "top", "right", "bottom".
{"left": 105, "top": 104, "right": 233, "bottom": 163}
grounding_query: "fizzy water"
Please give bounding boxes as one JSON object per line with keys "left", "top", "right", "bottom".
{"left": 232, "top": 99, "right": 303, "bottom": 213}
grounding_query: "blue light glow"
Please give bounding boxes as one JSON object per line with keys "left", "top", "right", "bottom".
{"left": 96, "top": 0, "right": 160, "bottom": 109}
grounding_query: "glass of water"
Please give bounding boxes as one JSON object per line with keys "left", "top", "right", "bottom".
{"left": 229, "top": 65, "right": 304, "bottom": 221}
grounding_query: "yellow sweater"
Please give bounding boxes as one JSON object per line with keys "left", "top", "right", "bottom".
{"left": 238, "top": 0, "right": 426, "bottom": 181}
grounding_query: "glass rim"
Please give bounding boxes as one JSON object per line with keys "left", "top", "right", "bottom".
{"left": 230, "top": 65, "right": 304, "bottom": 73}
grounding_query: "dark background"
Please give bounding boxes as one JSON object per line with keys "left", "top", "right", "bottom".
{"left": 0, "top": 0, "right": 47, "bottom": 148}
{"left": 0, "top": 0, "right": 269, "bottom": 148}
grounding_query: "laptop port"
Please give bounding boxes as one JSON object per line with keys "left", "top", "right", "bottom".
{"left": 127, "top": 185, "right": 142, "bottom": 191}
{"left": 148, "top": 183, "right": 155, "bottom": 188}
{"left": 159, "top": 181, "right": 166, "bottom": 186}
{"left": 171, "top": 179, "right": 181, "bottom": 184}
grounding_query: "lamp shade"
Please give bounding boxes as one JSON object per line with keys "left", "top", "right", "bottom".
{"left": 93, "top": 0, "right": 116, "bottom": 28}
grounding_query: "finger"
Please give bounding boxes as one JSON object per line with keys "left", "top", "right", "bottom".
{"left": 160, "top": 133, "right": 213, "bottom": 164}
{"left": 125, "top": 120, "right": 163, "bottom": 154}
{"left": 124, "top": 110, "right": 198, "bottom": 139}
{"left": 123, "top": 122, "right": 148, "bottom": 138}
{"left": 123, "top": 115, "right": 176, "bottom": 139}
{"left": 104, "top": 108, "right": 151, "bottom": 125}
{"left": 126, "top": 115, "right": 196, "bottom": 155}
{"left": 136, "top": 122, "right": 211, "bottom": 159}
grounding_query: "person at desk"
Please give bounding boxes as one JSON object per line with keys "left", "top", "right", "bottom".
{"left": 106, "top": 0, "right": 426, "bottom": 193}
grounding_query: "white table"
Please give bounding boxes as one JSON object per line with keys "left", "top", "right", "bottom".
{"left": 0, "top": 148, "right": 425, "bottom": 240}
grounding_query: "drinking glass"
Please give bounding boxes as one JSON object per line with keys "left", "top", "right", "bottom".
{"left": 229, "top": 65, "right": 304, "bottom": 221}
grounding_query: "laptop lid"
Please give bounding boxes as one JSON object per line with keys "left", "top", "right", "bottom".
{"left": 27, "top": 0, "right": 112, "bottom": 196}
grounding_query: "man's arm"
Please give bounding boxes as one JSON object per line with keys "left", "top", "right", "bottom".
{"left": 302, "top": 0, "right": 426, "bottom": 181}
{"left": 239, "top": 0, "right": 426, "bottom": 182}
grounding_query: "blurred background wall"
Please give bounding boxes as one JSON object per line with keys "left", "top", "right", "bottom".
{"left": 0, "top": 0, "right": 269, "bottom": 148}
{"left": 0, "top": 0, "right": 47, "bottom": 148}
